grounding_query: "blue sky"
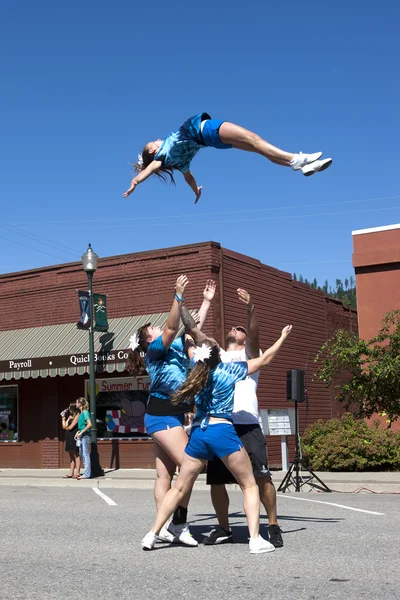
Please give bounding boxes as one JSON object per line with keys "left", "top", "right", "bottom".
{"left": 1, "top": 1, "right": 399, "bottom": 289}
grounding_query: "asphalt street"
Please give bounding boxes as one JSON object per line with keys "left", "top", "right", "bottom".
{"left": 1, "top": 485, "right": 398, "bottom": 600}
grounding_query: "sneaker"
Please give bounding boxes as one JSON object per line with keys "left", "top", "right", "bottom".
{"left": 157, "top": 523, "right": 176, "bottom": 543}
{"left": 290, "top": 151, "right": 322, "bottom": 171}
{"left": 141, "top": 531, "right": 157, "bottom": 551}
{"left": 301, "top": 157, "right": 332, "bottom": 176}
{"left": 268, "top": 524, "right": 284, "bottom": 548}
{"left": 204, "top": 527, "right": 233, "bottom": 546}
{"left": 168, "top": 522, "right": 198, "bottom": 547}
{"left": 249, "top": 535, "right": 275, "bottom": 554}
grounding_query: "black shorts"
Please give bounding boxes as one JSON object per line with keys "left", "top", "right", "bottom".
{"left": 206, "top": 423, "right": 271, "bottom": 485}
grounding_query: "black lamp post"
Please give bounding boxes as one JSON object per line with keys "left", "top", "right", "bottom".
{"left": 81, "top": 243, "right": 104, "bottom": 477}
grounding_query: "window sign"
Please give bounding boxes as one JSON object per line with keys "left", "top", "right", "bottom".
{"left": 85, "top": 377, "right": 150, "bottom": 439}
{"left": 0, "top": 385, "right": 18, "bottom": 442}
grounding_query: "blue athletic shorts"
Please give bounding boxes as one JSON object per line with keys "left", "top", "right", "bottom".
{"left": 185, "top": 423, "right": 243, "bottom": 461}
{"left": 201, "top": 119, "right": 232, "bottom": 150}
{"left": 144, "top": 413, "right": 185, "bottom": 435}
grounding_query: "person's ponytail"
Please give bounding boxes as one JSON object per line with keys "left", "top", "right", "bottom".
{"left": 172, "top": 339, "right": 220, "bottom": 405}
{"left": 125, "top": 323, "right": 151, "bottom": 376}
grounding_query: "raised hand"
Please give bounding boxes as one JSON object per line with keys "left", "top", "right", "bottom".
{"left": 175, "top": 275, "right": 189, "bottom": 298}
{"left": 237, "top": 288, "right": 253, "bottom": 311}
{"left": 281, "top": 325, "right": 293, "bottom": 338}
{"left": 203, "top": 280, "right": 216, "bottom": 302}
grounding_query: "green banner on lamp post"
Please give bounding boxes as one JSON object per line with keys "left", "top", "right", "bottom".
{"left": 93, "top": 293, "right": 109, "bottom": 332}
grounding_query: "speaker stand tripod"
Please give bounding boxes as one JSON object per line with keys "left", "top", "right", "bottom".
{"left": 278, "top": 400, "right": 331, "bottom": 493}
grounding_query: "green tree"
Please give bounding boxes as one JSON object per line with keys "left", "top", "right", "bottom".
{"left": 293, "top": 273, "right": 297, "bottom": 281}
{"left": 314, "top": 310, "right": 400, "bottom": 425}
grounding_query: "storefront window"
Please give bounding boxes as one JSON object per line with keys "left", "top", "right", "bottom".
{"left": 85, "top": 377, "right": 150, "bottom": 439}
{"left": 0, "top": 385, "right": 18, "bottom": 442}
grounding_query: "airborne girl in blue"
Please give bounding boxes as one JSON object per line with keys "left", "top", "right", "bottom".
{"left": 123, "top": 112, "right": 332, "bottom": 204}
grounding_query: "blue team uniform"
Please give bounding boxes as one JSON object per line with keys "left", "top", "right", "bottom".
{"left": 186, "top": 361, "right": 249, "bottom": 460}
{"left": 154, "top": 112, "right": 232, "bottom": 174}
{"left": 144, "top": 334, "right": 189, "bottom": 434}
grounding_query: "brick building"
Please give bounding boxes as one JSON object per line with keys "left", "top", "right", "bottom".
{"left": 352, "top": 223, "right": 400, "bottom": 430}
{"left": 0, "top": 241, "right": 357, "bottom": 469}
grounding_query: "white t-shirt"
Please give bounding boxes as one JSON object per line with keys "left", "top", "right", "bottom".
{"left": 220, "top": 347, "right": 261, "bottom": 426}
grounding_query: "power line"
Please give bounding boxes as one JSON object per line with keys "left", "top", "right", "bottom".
{"left": 0, "top": 233, "right": 71, "bottom": 260}
{"left": 17, "top": 203, "right": 398, "bottom": 230}
{"left": 11, "top": 194, "right": 400, "bottom": 226}
{"left": 0, "top": 221, "right": 80, "bottom": 256}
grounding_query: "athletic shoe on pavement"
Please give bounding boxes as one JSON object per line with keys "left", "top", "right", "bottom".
{"left": 157, "top": 522, "right": 176, "bottom": 543}
{"left": 203, "top": 527, "right": 233, "bottom": 545}
{"left": 141, "top": 531, "right": 157, "bottom": 551}
{"left": 249, "top": 535, "right": 275, "bottom": 554}
{"left": 290, "top": 151, "right": 322, "bottom": 171}
{"left": 268, "top": 524, "right": 284, "bottom": 548}
{"left": 168, "top": 522, "right": 198, "bottom": 547}
{"left": 301, "top": 157, "right": 332, "bottom": 176}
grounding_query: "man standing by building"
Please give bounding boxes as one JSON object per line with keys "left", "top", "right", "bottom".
{"left": 205, "top": 289, "right": 283, "bottom": 548}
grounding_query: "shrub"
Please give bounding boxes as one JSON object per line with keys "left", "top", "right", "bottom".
{"left": 301, "top": 413, "right": 400, "bottom": 471}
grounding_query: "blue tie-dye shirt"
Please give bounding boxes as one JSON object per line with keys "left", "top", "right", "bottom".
{"left": 145, "top": 334, "right": 188, "bottom": 400}
{"left": 193, "top": 361, "right": 249, "bottom": 428}
{"left": 154, "top": 112, "right": 209, "bottom": 174}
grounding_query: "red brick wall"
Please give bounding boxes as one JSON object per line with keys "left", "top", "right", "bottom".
{"left": 220, "top": 248, "right": 357, "bottom": 465}
{"left": 0, "top": 241, "right": 357, "bottom": 468}
{"left": 0, "top": 242, "right": 220, "bottom": 331}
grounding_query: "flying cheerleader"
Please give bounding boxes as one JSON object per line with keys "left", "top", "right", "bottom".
{"left": 123, "top": 112, "right": 332, "bottom": 204}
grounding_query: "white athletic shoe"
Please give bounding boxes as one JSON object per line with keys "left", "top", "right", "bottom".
{"left": 141, "top": 531, "right": 157, "bottom": 551}
{"left": 290, "top": 151, "right": 322, "bottom": 171}
{"left": 157, "top": 521, "right": 176, "bottom": 543}
{"left": 301, "top": 157, "right": 333, "bottom": 176}
{"left": 168, "top": 522, "right": 198, "bottom": 547}
{"left": 249, "top": 535, "right": 275, "bottom": 554}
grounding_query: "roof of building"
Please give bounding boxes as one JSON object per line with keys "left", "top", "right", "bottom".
{"left": 352, "top": 223, "right": 400, "bottom": 236}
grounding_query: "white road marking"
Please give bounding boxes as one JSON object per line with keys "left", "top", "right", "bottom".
{"left": 92, "top": 487, "right": 117, "bottom": 506}
{"left": 277, "top": 494, "right": 384, "bottom": 515}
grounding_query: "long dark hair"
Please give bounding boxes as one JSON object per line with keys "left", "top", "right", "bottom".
{"left": 172, "top": 339, "right": 220, "bottom": 406}
{"left": 133, "top": 145, "right": 176, "bottom": 185}
{"left": 125, "top": 323, "right": 151, "bottom": 376}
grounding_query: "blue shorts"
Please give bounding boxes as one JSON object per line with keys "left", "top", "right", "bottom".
{"left": 144, "top": 413, "right": 185, "bottom": 435}
{"left": 185, "top": 423, "right": 243, "bottom": 461}
{"left": 201, "top": 119, "right": 232, "bottom": 150}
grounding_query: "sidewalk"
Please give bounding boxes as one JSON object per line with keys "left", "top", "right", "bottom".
{"left": 1, "top": 468, "right": 400, "bottom": 492}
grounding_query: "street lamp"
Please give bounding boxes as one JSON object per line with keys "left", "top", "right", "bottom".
{"left": 81, "top": 243, "right": 104, "bottom": 477}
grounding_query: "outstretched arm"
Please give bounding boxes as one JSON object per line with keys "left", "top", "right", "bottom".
{"left": 123, "top": 160, "right": 163, "bottom": 197}
{"left": 237, "top": 288, "right": 259, "bottom": 359}
{"left": 197, "top": 280, "right": 216, "bottom": 330}
{"left": 162, "top": 275, "right": 189, "bottom": 350}
{"left": 247, "top": 325, "right": 292, "bottom": 375}
{"left": 183, "top": 170, "right": 202, "bottom": 204}
{"left": 181, "top": 306, "right": 206, "bottom": 345}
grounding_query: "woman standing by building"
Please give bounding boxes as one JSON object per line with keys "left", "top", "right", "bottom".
{"left": 61, "top": 403, "right": 81, "bottom": 478}
{"left": 74, "top": 397, "right": 92, "bottom": 480}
